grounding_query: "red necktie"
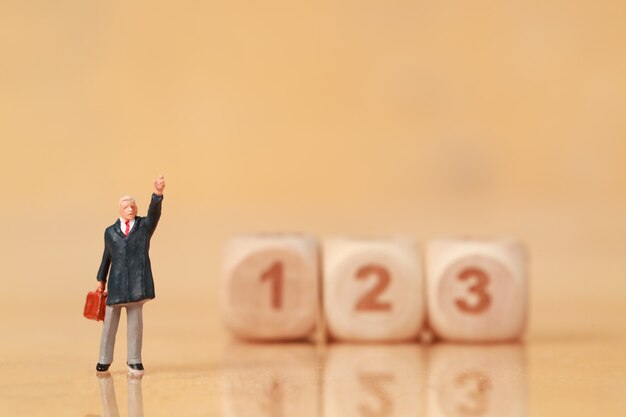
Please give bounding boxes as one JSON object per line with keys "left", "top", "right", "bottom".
{"left": 124, "top": 220, "right": 130, "bottom": 236}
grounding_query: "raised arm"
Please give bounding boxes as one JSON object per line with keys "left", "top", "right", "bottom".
{"left": 146, "top": 174, "right": 165, "bottom": 235}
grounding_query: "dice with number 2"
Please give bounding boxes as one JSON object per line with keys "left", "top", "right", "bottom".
{"left": 426, "top": 237, "right": 528, "bottom": 342}
{"left": 323, "top": 237, "right": 425, "bottom": 342}
{"left": 220, "top": 234, "right": 319, "bottom": 341}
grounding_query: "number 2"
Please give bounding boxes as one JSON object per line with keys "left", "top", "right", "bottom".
{"left": 359, "top": 373, "right": 394, "bottom": 417}
{"left": 355, "top": 265, "right": 392, "bottom": 311}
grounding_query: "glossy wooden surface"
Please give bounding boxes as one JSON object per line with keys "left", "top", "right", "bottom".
{"left": 1, "top": 281, "right": 625, "bottom": 417}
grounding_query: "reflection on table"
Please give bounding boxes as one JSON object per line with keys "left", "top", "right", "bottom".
{"left": 94, "top": 373, "right": 144, "bottom": 417}
{"left": 324, "top": 344, "right": 426, "bottom": 417}
{"left": 220, "top": 343, "right": 320, "bottom": 417}
{"left": 219, "top": 342, "right": 527, "bottom": 417}
{"left": 427, "top": 344, "right": 527, "bottom": 417}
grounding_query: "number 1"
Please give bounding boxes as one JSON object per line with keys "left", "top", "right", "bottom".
{"left": 261, "top": 261, "right": 283, "bottom": 309}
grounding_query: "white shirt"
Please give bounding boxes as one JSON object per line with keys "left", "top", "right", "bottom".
{"left": 119, "top": 218, "right": 136, "bottom": 235}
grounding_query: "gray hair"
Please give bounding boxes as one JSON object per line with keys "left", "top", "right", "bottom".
{"left": 119, "top": 195, "right": 136, "bottom": 206}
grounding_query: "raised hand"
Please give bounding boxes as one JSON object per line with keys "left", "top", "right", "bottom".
{"left": 154, "top": 174, "right": 165, "bottom": 195}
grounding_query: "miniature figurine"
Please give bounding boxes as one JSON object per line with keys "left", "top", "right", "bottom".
{"left": 95, "top": 175, "right": 165, "bottom": 375}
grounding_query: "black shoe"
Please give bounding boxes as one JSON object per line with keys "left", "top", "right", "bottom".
{"left": 96, "top": 363, "right": 111, "bottom": 372}
{"left": 127, "top": 363, "right": 145, "bottom": 375}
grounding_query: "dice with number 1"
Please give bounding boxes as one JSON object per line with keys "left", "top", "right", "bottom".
{"left": 323, "top": 237, "right": 425, "bottom": 342}
{"left": 426, "top": 237, "right": 528, "bottom": 342}
{"left": 220, "top": 234, "right": 319, "bottom": 341}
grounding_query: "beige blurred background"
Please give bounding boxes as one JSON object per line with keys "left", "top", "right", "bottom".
{"left": 1, "top": 0, "right": 625, "bottom": 415}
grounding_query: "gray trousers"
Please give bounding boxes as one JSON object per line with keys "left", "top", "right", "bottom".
{"left": 99, "top": 301, "right": 145, "bottom": 364}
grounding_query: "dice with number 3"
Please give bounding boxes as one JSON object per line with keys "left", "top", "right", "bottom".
{"left": 426, "top": 237, "right": 528, "bottom": 342}
{"left": 323, "top": 237, "right": 425, "bottom": 342}
{"left": 220, "top": 234, "right": 319, "bottom": 341}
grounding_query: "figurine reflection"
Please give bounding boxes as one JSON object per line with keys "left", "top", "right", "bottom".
{"left": 94, "top": 373, "right": 144, "bottom": 417}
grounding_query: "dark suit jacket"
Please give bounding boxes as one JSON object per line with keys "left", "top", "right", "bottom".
{"left": 97, "top": 193, "right": 163, "bottom": 305}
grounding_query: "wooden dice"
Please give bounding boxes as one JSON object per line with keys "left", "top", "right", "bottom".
{"left": 220, "top": 234, "right": 319, "bottom": 341}
{"left": 220, "top": 234, "right": 528, "bottom": 343}
{"left": 426, "top": 238, "right": 528, "bottom": 342}
{"left": 323, "top": 237, "right": 424, "bottom": 342}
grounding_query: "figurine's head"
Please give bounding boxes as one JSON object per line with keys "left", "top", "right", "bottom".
{"left": 119, "top": 195, "right": 137, "bottom": 221}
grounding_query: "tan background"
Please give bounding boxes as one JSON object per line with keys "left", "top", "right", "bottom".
{"left": 1, "top": 0, "right": 625, "bottom": 416}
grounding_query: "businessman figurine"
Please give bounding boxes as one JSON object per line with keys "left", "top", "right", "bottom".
{"left": 95, "top": 175, "right": 165, "bottom": 375}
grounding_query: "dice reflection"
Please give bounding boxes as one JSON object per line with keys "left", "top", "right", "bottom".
{"left": 426, "top": 344, "right": 527, "bottom": 417}
{"left": 218, "top": 343, "right": 527, "bottom": 417}
{"left": 324, "top": 344, "right": 426, "bottom": 417}
{"left": 220, "top": 343, "right": 320, "bottom": 417}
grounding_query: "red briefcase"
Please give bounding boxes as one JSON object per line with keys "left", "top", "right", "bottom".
{"left": 84, "top": 290, "right": 107, "bottom": 321}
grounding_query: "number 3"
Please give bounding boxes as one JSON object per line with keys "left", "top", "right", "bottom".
{"left": 455, "top": 267, "right": 491, "bottom": 314}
